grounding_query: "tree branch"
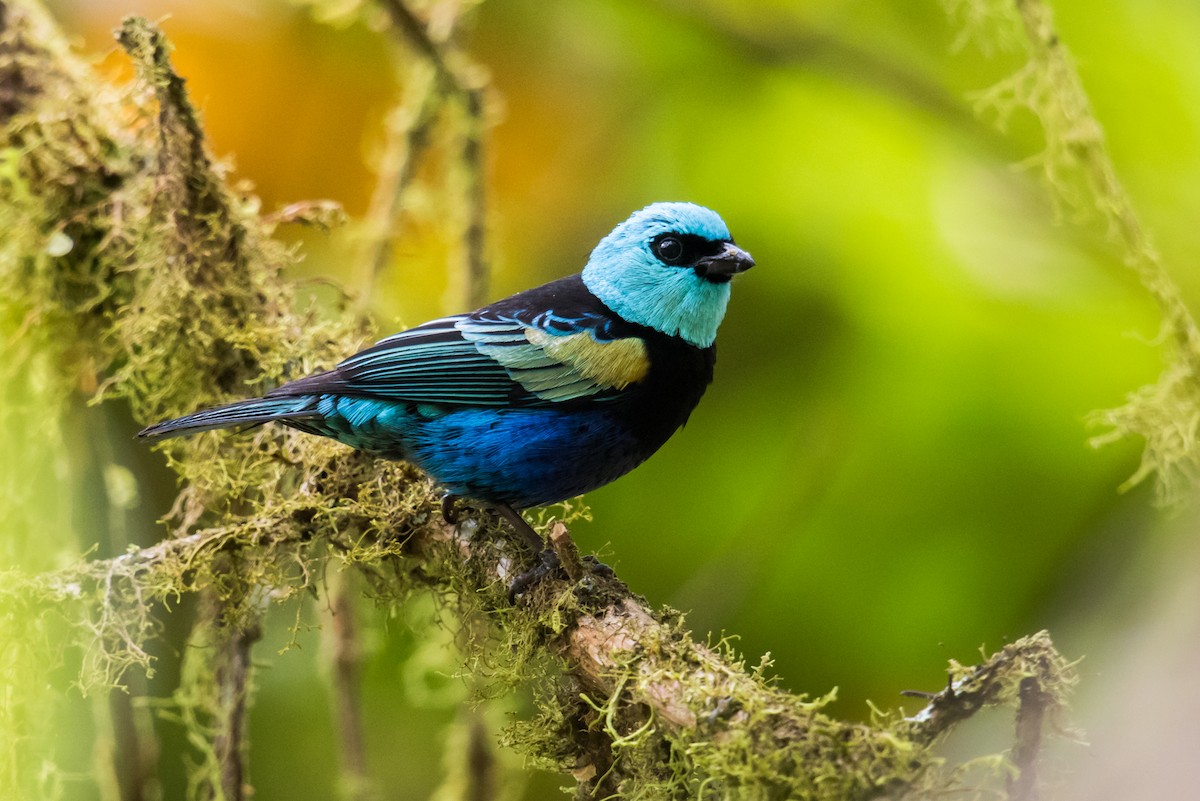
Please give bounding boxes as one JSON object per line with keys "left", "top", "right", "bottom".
{"left": 1008, "top": 676, "right": 1048, "bottom": 801}
{"left": 941, "top": 0, "right": 1200, "bottom": 502}
{"left": 209, "top": 594, "right": 262, "bottom": 801}
{"left": 22, "top": 467, "right": 1078, "bottom": 797}
{"left": 324, "top": 573, "right": 373, "bottom": 801}
{"left": 0, "top": 2, "right": 1076, "bottom": 797}
{"left": 359, "top": 0, "right": 489, "bottom": 312}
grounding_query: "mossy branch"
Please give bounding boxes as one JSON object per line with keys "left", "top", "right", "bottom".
{"left": 15, "top": 477, "right": 1078, "bottom": 799}
{"left": 359, "top": 0, "right": 489, "bottom": 312}
{"left": 947, "top": 0, "right": 1200, "bottom": 503}
{"left": 0, "top": 1, "right": 1081, "bottom": 798}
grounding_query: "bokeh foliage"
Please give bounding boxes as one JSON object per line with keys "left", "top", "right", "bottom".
{"left": 5, "top": 0, "right": 1200, "bottom": 797}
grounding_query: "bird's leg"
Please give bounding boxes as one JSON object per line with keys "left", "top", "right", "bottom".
{"left": 440, "top": 492, "right": 460, "bottom": 525}
{"left": 493, "top": 503, "right": 561, "bottom": 600}
{"left": 493, "top": 503, "right": 546, "bottom": 553}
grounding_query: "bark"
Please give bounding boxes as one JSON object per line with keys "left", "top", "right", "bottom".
{"left": 0, "top": 1, "right": 1075, "bottom": 798}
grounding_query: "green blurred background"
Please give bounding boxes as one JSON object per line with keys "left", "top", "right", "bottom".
{"left": 18, "top": 0, "right": 1200, "bottom": 796}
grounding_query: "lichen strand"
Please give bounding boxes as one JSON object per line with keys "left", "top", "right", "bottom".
{"left": 99, "top": 19, "right": 367, "bottom": 512}
{"left": 946, "top": 0, "right": 1200, "bottom": 503}
{"left": 0, "top": 0, "right": 131, "bottom": 567}
{"left": 515, "top": 600, "right": 933, "bottom": 800}
{"left": 0, "top": 8, "right": 365, "bottom": 798}
{"left": 0, "top": 452, "right": 421, "bottom": 693}
{"left": 109, "top": 20, "right": 289, "bottom": 405}
{"left": 0, "top": 6, "right": 141, "bottom": 796}
{"left": 496, "top": 597, "right": 1076, "bottom": 798}
{"left": 0, "top": 3, "right": 1080, "bottom": 799}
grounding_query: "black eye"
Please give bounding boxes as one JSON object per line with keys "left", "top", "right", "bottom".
{"left": 653, "top": 235, "right": 685, "bottom": 264}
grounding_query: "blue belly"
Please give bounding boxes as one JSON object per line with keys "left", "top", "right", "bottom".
{"left": 305, "top": 396, "right": 646, "bottom": 508}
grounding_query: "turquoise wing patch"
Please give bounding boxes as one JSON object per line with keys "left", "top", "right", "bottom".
{"left": 333, "top": 314, "right": 649, "bottom": 406}
{"left": 457, "top": 318, "right": 649, "bottom": 402}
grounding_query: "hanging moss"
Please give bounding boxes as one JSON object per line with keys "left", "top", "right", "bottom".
{"left": 0, "top": 2, "right": 1106, "bottom": 799}
{"left": 946, "top": 0, "right": 1200, "bottom": 504}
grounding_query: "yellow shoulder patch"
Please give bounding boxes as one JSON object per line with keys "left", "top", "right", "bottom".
{"left": 524, "top": 328, "right": 650, "bottom": 390}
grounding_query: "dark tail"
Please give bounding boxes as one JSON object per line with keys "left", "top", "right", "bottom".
{"left": 137, "top": 396, "right": 321, "bottom": 440}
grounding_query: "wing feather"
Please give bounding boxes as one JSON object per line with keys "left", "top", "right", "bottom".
{"left": 288, "top": 304, "right": 650, "bottom": 407}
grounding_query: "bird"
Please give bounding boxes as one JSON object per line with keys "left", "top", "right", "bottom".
{"left": 139, "top": 201, "right": 754, "bottom": 595}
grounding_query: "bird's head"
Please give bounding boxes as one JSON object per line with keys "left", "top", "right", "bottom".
{"left": 581, "top": 202, "right": 754, "bottom": 348}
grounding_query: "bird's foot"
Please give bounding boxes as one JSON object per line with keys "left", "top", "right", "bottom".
{"left": 508, "top": 548, "right": 561, "bottom": 603}
{"left": 506, "top": 524, "right": 614, "bottom": 601}
{"left": 582, "top": 554, "right": 615, "bottom": 579}
{"left": 440, "top": 493, "right": 460, "bottom": 525}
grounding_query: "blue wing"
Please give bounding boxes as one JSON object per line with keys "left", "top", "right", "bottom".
{"left": 272, "top": 303, "right": 651, "bottom": 408}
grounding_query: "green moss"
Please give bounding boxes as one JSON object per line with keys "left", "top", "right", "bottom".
{"left": 0, "top": 4, "right": 1097, "bottom": 799}
{"left": 947, "top": 0, "right": 1200, "bottom": 504}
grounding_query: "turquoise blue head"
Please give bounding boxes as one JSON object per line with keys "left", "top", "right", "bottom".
{"left": 581, "top": 202, "right": 754, "bottom": 348}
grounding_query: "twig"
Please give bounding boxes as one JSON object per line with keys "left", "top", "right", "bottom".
{"left": 458, "top": 80, "right": 488, "bottom": 308}
{"left": 356, "top": 63, "right": 440, "bottom": 316}
{"left": 324, "top": 572, "right": 372, "bottom": 801}
{"left": 950, "top": 0, "right": 1200, "bottom": 501}
{"left": 1005, "top": 0, "right": 1198, "bottom": 354}
{"left": 360, "top": 0, "right": 489, "bottom": 312}
{"left": 653, "top": 0, "right": 993, "bottom": 140}
{"left": 465, "top": 712, "right": 496, "bottom": 801}
{"left": 213, "top": 624, "right": 259, "bottom": 801}
{"left": 25, "top": 490, "right": 1068, "bottom": 797}
{"left": 0, "top": 4, "right": 1079, "bottom": 796}
{"left": 1008, "top": 676, "right": 1047, "bottom": 801}
{"left": 197, "top": 583, "right": 263, "bottom": 801}
{"left": 547, "top": 521, "right": 584, "bottom": 582}
{"left": 907, "top": 631, "right": 1075, "bottom": 747}
{"left": 378, "top": 0, "right": 459, "bottom": 87}
{"left": 78, "top": 403, "right": 161, "bottom": 801}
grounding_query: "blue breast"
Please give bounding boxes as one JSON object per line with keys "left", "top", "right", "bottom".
{"left": 305, "top": 395, "right": 645, "bottom": 508}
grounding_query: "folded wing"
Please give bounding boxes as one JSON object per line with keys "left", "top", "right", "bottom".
{"left": 270, "top": 309, "right": 650, "bottom": 407}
